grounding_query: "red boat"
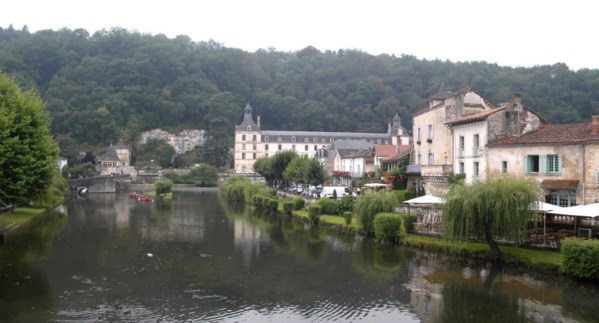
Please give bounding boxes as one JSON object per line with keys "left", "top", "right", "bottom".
{"left": 129, "top": 192, "right": 152, "bottom": 202}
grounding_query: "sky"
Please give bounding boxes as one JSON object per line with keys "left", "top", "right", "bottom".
{"left": 2, "top": 0, "right": 597, "bottom": 70}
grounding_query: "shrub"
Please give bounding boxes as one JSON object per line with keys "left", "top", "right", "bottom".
{"left": 283, "top": 201, "right": 294, "bottom": 214}
{"left": 343, "top": 211, "right": 353, "bottom": 225}
{"left": 221, "top": 177, "right": 251, "bottom": 203}
{"left": 317, "top": 198, "right": 340, "bottom": 215}
{"left": 244, "top": 182, "right": 276, "bottom": 203}
{"left": 254, "top": 195, "right": 263, "bottom": 207}
{"left": 354, "top": 192, "right": 398, "bottom": 235}
{"left": 154, "top": 179, "right": 174, "bottom": 197}
{"left": 267, "top": 199, "right": 279, "bottom": 212}
{"left": 261, "top": 196, "right": 270, "bottom": 209}
{"left": 561, "top": 238, "right": 599, "bottom": 280}
{"left": 308, "top": 205, "right": 321, "bottom": 224}
{"left": 291, "top": 197, "right": 305, "bottom": 210}
{"left": 399, "top": 214, "right": 418, "bottom": 232}
{"left": 338, "top": 195, "right": 354, "bottom": 214}
{"left": 373, "top": 213, "right": 403, "bottom": 242}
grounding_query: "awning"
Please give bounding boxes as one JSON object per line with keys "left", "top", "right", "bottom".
{"left": 548, "top": 203, "right": 599, "bottom": 218}
{"left": 403, "top": 194, "right": 445, "bottom": 205}
{"left": 541, "top": 179, "right": 579, "bottom": 189}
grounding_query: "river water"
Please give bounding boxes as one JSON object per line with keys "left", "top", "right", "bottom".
{"left": 0, "top": 190, "right": 598, "bottom": 322}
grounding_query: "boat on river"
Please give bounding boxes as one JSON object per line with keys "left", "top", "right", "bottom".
{"left": 128, "top": 192, "right": 151, "bottom": 202}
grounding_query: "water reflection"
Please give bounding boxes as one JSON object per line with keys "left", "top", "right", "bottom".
{"left": 0, "top": 191, "right": 598, "bottom": 322}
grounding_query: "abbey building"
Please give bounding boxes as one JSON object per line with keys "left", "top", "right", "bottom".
{"left": 234, "top": 103, "right": 411, "bottom": 173}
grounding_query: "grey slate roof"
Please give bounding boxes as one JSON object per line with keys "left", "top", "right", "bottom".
{"left": 102, "top": 144, "right": 121, "bottom": 161}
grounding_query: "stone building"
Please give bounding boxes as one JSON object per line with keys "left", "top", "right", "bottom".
{"left": 139, "top": 128, "right": 205, "bottom": 154}
{"left": 234, "top": 103, "right": 411, "bottom": 174}
{"left": 97, "top": 141, "right": 136, "bottom": 177}
{"left": 488, "top": 116, "right": 599, "bottom": 206}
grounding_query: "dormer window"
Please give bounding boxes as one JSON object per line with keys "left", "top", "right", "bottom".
{"left": 304, "top": 138, "right": 309, "bottom": 142}
{"left": 264, "top": 136, "right": 269, "bottom": 142}
{"left": 278, "top": 137, "right": 282, "bottom": 142}
{"left": 247, "top": 126, "right": 252, "bottom": 131}
{"left": 292, "top": 136, "right": 296, "bottom": 142}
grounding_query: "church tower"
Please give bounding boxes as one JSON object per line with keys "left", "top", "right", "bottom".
{"left": 234, "top": 103, "right": 262, "bottom": 173}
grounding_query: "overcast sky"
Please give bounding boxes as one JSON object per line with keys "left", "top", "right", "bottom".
{"left": 2, "top": 0, "right": 597, "bottom": 70}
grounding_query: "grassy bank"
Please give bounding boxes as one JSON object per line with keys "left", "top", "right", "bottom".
{"left": 288, "top": 208, "right": 563, "bottom": 275}
{"left": 0, "top": 207, "right": 49, "bottom": 233}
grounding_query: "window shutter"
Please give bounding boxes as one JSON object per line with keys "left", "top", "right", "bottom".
{"left": 523, "top": 156, "right": 529, "bottom": 174}
{"left": 596, "top": 171, "right": 599, "bottom": 184}
{"left": 558, "top": 155, "right": 563, "bottom": 174}
{"left": 540, "top": 155, "right": 546, "bottom": 174}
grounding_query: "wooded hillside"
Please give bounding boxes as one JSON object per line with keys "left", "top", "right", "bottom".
{"left": 2, "top": 25, "right": 598, "bottom": 150}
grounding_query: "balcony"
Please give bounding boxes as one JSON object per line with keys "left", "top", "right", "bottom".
{"left": 421, "top": 164, "right": 453, "bottom": 176}
{"left": 406, "top": 165, "right": 421, "bottom": 174}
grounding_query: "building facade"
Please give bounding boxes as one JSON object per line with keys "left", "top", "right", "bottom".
{"left": 411, "top": 87, "right": 494, "bottom": 195}
{"left": 487, "top": 116, "right": 599, "bottom": 206}
{"left": 234, "top": 103, "right": 411, "bottom": 174}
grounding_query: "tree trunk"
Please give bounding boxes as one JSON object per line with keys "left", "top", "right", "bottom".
{"left": 484, "top": 227, "right": 501, "bottom": 261}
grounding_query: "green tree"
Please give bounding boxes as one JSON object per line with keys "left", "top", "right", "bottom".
{"left": 0, "top": 73, "right": 58, "bottom": 205}
{"left": 154, "top": 179, "right": 173, "bottom": 197}
{"left": 203, "top": 116, "right": 233, "bottom": 168}
{"left": 189, "top": 163, "right": 218, "bottom": 186}
{"left": 283, "top": 156, "right": 308, "bottom": 185}
{"left": 67, "top": 162, "right": 96, "bottom": 179}
{"left": 442, "top": 176, "right": 539, "bottom": 260}
{"left": 354, "top": 192, "right": 398, "bottom": 235}
{"left": 303, "top": 158, "right": 327, "bottom": 186}
{"left": 136, "top": 138, "right": 175, "bottom": 169}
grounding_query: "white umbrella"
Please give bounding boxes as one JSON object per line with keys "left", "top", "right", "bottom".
{"left": 403, "top": 194, "right": 445, "bottom": 205}
{"left": 534, "top": 201, "right": 562, "bottom": 212}
{"left": 548, "top": 203, "right": 599, "bottom": 217}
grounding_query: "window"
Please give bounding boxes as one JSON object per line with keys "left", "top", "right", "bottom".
{"left": 458, "top": 136, "right": 464, "bottom": 157}
{"left": 473, "top": 134, "right": 479, "bottom": 148}
{"left": 247, "top": 126, "right": 252, "bottom": 131}
{"left": 305, "top": 145, "right": 308, "bottom": 151}
{"left": 241, "top": 153, "right": 245, "bottom": 159}
{"left": 547, "top": 154, "right": 559, "bottom": 173}
{"left": 501, "top": 161, "right": 507, "bottom": 173}
{"left": 459, "top": 162, "right": 464, "bottom": 174}
{"left": 278, "top": 137, "right": 282, "bottom": 142}
{"left": 253, "top": 145, "right": 257, "bottom": 150}
{"left": 526, "top": 155, "right": 540, "bottom": 173}
{"left": 278, "top": 144, "right": 282, "bottom": 150}
{"left": 264, "top": 136, "right": 269, "bottom": 142}
{"left": 242, "top": 144, "right": 246, "bottom": 150}
{"left": 242, "top": 135, "right": 246, "bottom": 141}
{"left": 427, "top": 124, "right": 434, "bottom": 140}
{"left": 473, "top": 162, "right": 479, "bottom": 178}
{"left": 292, "top": 145, "right": 296, "bottom": 151}
{"left": 304, "top": 138, "right": 309, "bottom": 142}
{"left": 417, "top": 153, "right": 422, "bottom": 165}
{"left": 548, "top": 193, "right": 576, "bottom": 207}
{"left": 253, "top": 153, "right": 256, "bottom": 159}
{"left": 292, "top": 136, "right": 296, "bottom": 142}
{"left": 427, "top": 152, "right": 434, "bottom": 165}
{"left": 252, "top": 135, "right": 256, "bottom": 141}
{"left": 525, "top": 154, "right": 561, "bottom": 174}
{"left": 265, "top": 144, "right": 269, "bottom": 151}
{"left": 314, "top": 145, "right": 318, "bottom": 151}
{"left": 417, "top": 128, "right": 421, "bottom": 142}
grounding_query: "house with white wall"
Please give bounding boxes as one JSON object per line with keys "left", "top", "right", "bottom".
{"left": 446, "top": 95, "right": 546, "bottom": 185}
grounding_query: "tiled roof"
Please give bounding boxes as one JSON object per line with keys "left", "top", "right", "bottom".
{"left": 374, "top": 144, "right": 398, "bottom": 157}
{"left": 541, "top": 179, "right": 579, "bottom": 189}
{"left": 488, "top": 123, "right": 599, "bottom": 146}
{"left": 446, "top": 107, "right": 505, "bottom": 125}
{"left": 381, "top": 145, "right": 413, "bottom": 162}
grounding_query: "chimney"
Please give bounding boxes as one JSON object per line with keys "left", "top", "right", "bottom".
{"left": 512, "top": 93, "right": 523, "bottom": 111}
{"left": 257, "top": 115, "right": 261, "bottom": 128}
{"left": 592, "top": 115, "right": 599, "bottom": 134}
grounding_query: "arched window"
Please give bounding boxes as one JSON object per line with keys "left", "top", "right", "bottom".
{"left": 278, "top": 137, "right": 282, "bottom": 142}
{"left": 304, "top": 138, "right": 309, "bottom": 142}
{"left": 292, "top": 136, "right": 296, "bottom": 142}
{"left": 247, "top": 126, "right": 252, "bottom": 131}
{"left": 264, "top": 136, "right": 269, "bottom": 141}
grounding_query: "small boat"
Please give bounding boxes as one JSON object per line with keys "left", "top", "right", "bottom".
{"left": 137, "top": 195, "right": 151, "bottom": 202}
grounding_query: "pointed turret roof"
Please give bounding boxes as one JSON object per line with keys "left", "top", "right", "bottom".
{"left": 236, "top": 103, "right": 260, "bottom": 131}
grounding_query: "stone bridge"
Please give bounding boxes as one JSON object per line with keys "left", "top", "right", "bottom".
{"left": 68, "top": 175, "right": 131, "bottom": 193}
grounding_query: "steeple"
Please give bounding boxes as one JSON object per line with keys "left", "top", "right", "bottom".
{"left": 236, "top": 103, "right": 260, "bottom": 131}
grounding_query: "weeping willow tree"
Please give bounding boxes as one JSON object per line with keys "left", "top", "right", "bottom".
{"left": 442, "top": 176, "right": 539, "bottom": 260}
{"left": 354, "top": 192, "right": 399, "bottom": 235}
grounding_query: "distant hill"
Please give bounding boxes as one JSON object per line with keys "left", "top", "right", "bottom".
{"left": 1, "top": 26, "right": 598, "bottom": 151}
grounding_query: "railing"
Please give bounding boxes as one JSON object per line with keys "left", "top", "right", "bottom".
{"left": 421, "top": 165, "right": 453, "bottom": 176}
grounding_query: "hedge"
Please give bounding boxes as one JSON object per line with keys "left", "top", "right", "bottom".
{"left": 291, "top": 197, "right": 305, "bottom": 210}
{"left": 267, "top": 199, "right": 279, "bottom": 212}
{"left": 373, "top": 213, "right": 403, "bottom": 242}
{"left": 283, "top": 201, "right": 294, "bottom": 214}
{"left": 343, "top": 211, "right": 352, "bottom": 225}
{"left": 308, "top": 205, "right": 321, "bottom": 224}
{"left": 561, "top": 238, "right": 599, "bottom": 280}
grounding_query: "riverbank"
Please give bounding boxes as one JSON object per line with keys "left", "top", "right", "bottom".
{"left": 288, "top": 208, "right": 564, "bottom": 277}
{"left": 0, "top": 206, "right": 53, "bottom": 243}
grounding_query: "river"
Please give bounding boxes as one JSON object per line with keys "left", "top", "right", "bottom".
{"left": 0, "top": 190, "right": 597, "bottom": 322}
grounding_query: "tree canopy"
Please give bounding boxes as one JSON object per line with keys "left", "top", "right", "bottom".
{"left": 441, "top": 176, "right": 539, "bottom": 260}
{"left": 1, "top": 26, "right": 598, "bottom": 154}
{"left": 0, "top": 72, "right": 58, "bottom": 204}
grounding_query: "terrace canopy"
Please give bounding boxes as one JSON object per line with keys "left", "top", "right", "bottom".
{"left": 548, "top": 203, "right": 599, "bottom": 218}
{"left": 403, "top": 194, "right": 445, "bottom": 205}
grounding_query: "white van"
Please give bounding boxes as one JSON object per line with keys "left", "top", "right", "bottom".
{"left": 321, "top": 186, "right": 350, "bottom": 199}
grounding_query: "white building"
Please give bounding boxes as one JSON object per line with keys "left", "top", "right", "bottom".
{"left": 234, "top": 103, "right": 411, "bottom": 174}
{"left": 139, "top": 129, "right": 205, "bottom": 154}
